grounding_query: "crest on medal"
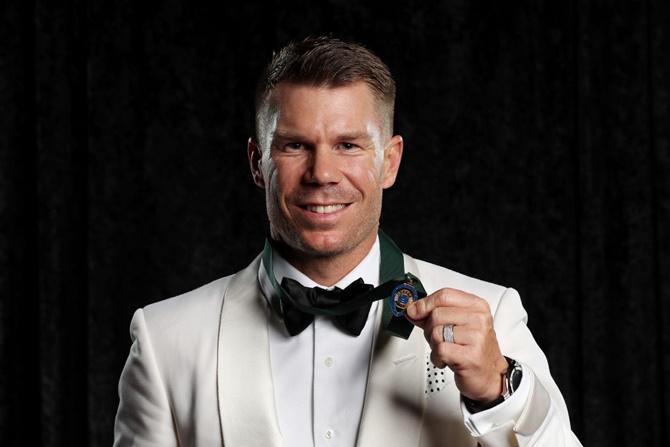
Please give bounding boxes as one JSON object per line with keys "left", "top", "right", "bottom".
{"left": 389, "top": 282, "right": 418, "bottom": 317}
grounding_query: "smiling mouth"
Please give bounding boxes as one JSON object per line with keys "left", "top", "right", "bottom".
{"left": 300, "top": 204, "right": 350, "bottom": 214}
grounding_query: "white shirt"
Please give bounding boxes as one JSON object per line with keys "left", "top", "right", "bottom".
{"left": 260, "top": 238, "right": 380, "bottom": 447}
{"left": 258, "top": 238, "right": 531, "bottom": 446}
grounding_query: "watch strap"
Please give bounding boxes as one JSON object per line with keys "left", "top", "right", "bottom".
{"left": 462, "top": 356, "right": 522, "bottom": 414}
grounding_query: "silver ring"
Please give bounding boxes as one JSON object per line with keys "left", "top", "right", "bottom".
{"left": 443, "top": 324, "right": 455, "bottom": 344}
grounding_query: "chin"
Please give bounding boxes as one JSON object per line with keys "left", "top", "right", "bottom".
{"left": 298, "top": 230, "right": 350, "bottom": 257}
{"left": 271, "top": 220, "right": 377, "bottom": 260}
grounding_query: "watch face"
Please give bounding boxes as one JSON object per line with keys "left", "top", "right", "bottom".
{"left": 509, "top": 364, "right": 523, "bottom": 393}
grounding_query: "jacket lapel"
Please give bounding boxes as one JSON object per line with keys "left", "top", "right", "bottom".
{"left": 217, "top": 255, "right": 281, "bottom": 446}
{"left": 356, "top": 255, "right": 427, "bottom": 447}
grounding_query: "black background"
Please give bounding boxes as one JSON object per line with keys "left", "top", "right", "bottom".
{"left": 2, "top": 1, "right": 669, "bottom": 446}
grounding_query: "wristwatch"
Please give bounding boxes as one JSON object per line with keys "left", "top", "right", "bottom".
{"left": 463, "top": 356, "right": 523, "bottom": 413}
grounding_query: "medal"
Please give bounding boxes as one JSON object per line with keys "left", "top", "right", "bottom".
{"left": 389, "top": 280, "right": 419, "bottom": 317}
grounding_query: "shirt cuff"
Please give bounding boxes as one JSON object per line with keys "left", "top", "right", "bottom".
{"left": 460, "top": 360, "right": 532, "bottom": 437}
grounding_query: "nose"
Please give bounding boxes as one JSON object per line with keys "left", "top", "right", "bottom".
{"left": 303, "top": 146, "right": 342, "bottom": 185}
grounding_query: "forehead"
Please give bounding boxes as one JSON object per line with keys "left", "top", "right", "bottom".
{"left": 267, "top": 82, "right": 381, "bottom": 136}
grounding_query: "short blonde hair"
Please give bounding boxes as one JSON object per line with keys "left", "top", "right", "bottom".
{"left": 255, "top": 36, "right": 396, "bottom": 141}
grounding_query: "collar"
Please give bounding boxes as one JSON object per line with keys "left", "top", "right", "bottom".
{"left": 275, "top": 237, "right": 380, "bottom": 289}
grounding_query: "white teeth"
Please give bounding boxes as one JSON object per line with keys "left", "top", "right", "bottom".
{"left": 305, "top": 204, "right": 346, "bottom": 214}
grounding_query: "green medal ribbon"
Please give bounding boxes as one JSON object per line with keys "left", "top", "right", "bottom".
{"left": 262, "top": 229, "right": 426, "bottom": 339}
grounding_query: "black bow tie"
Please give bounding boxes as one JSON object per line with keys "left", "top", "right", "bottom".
{"left": 279, "top": 277, "right": 375, "bottom": 336}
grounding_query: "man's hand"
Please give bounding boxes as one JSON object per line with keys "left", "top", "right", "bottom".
{"left": 406, "top": 288, "right": 509, "bottom": 403}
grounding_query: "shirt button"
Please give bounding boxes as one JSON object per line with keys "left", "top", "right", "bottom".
{"left": 324, "top": 357, "right": 334, "bottom": 367}
{"left": 325, "top": 429, "right": 334, "bottom": 439}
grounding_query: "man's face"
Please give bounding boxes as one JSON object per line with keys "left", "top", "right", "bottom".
{"left": 250, "top": 81, "right": 403, "bottom": 261}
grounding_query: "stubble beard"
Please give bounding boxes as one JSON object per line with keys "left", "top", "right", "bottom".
{"left": 266, "top": 189, "right": 383, "bottom": 263}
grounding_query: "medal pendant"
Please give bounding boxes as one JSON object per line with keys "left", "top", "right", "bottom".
{"left": 389, "top": 282, "right": 418, "bottom": 317}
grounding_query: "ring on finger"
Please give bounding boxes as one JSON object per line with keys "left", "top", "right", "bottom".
{"left": 442, "top": 323, "right": 455, "bottom": 344}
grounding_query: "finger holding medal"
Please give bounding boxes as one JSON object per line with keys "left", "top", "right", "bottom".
{"left": 406, "top": 287, "right": 510, "bottom": 404}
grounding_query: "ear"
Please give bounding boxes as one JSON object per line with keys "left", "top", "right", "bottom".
{"left": 247, "top": 137, "right": 265, "bottom": 189}
{"left": 381, "top": 135, "right": 403, "bottom": 189}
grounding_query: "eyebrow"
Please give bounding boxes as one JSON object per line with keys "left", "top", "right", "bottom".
{"left": 272, "top": 131, "right": 304, "bottom": 142}
{"left": 337, "top": 132, "right": 373, "bottom": 141}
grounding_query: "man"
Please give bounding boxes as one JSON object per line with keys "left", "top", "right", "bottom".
{"left": 114, "top": 37, "right": 582, "bottom": 446}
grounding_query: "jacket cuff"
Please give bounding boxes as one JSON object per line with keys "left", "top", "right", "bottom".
{"left": 461, "top": 363, "right": 551, "bottom": 444}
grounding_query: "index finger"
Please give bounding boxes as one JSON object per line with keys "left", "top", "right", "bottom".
{"left": 406, "top": 288, "right": 478, "bottom": 320}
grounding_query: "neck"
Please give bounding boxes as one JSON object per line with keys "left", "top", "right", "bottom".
{"left": 274, "top": 234, "right": 377, "bottom": 287}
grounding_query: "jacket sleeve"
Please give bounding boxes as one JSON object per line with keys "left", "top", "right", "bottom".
{"left": 113, "top": 309, "right": 179, "bottom": 447}
{"left": 467, "top": 288, "right": 583, "bottom": 446}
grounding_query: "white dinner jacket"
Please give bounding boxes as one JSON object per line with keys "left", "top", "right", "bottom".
{"left": 114, "top": 253, "right": 582, "bottom": 446}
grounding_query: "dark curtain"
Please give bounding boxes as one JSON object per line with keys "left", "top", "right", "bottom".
{"left": 1, "top": 1, "right": 668, "bottom": 445}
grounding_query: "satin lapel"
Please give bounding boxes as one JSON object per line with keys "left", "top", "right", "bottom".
{"left": 356, "top": 255, "right": 426, "bottom": 447}
{"left": 217, "top": 255, "right": 281, "bottom": 446}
